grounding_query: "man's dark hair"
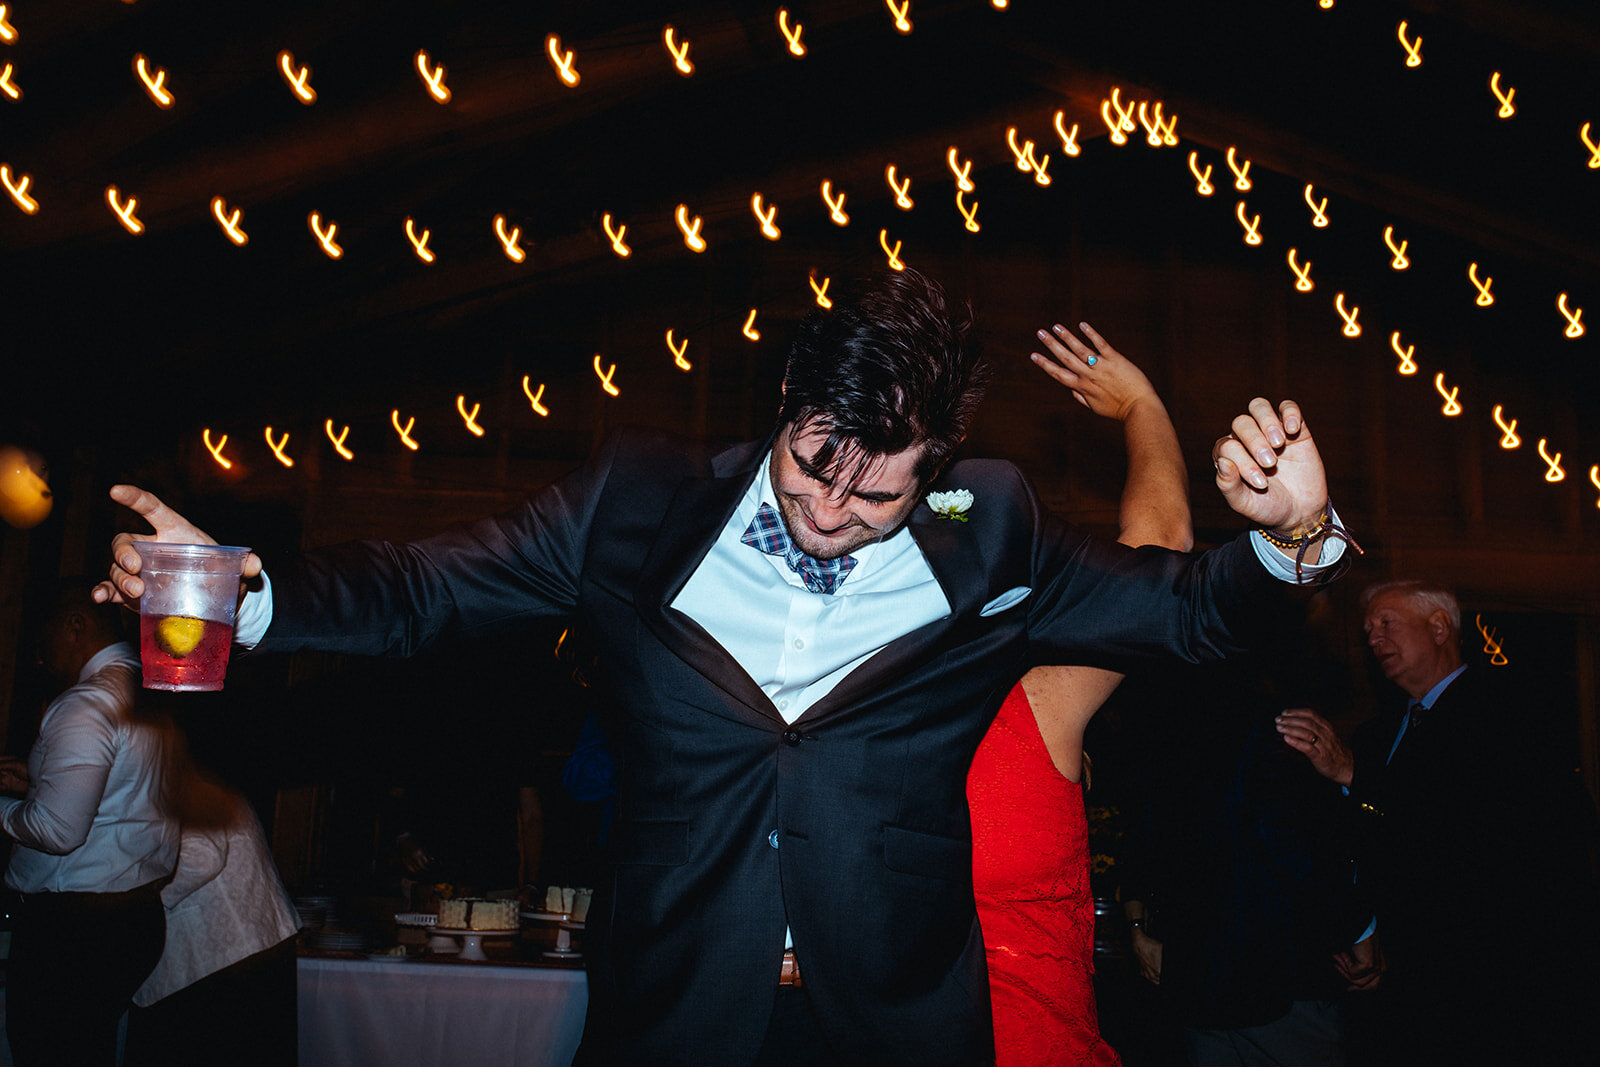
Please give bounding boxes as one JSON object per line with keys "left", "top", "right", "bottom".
{"left": 776, "top": 267, "right": 989, "bottom": 486}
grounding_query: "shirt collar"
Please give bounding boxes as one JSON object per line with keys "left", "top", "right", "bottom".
{"left": 78, "top": 641, "right": 137, "bottom": 684}
{"left": 749, "top": 449, "right": 917, "bottom": 580}
{"left": 1417, "top": 663, "right": 1468, "bottom": 710}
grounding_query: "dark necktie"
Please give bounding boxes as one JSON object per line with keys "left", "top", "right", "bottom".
{"left": 740, "top": 502, "right": 857, "bottom": 595}
{"left": 1406, "top": 699, "right": 1425, "bottom": 729}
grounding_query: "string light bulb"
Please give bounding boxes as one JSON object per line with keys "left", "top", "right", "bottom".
{"left": 593, "top": 355, "right": 620, "bottom": 396}
{"left": 1303, "top": 185, "right": 1329, "bottom": 227}
{"left": 820, "top": 181, "right": 849, "bottom": 225}
{"left": 494, "top": 215, "right": 526, "bottom": 263}
{"left": 324, "top": 420, "right": 354, "bottom": 460}
{"left": 133, "top": 55, "right": 174, "bottom": 109}
{"left": 405, "top": 218, "right": 435, "bottom": 263}
{"left": 885, "top": 166, "right": 913, "bottom": 210}
{"left": 1557, "top": 293, "right": 1585, "bottom": 338}
{"left": 1384, "top": 226, "right": 1410, "bottom": 270}
{"left": 391, "top": 411, "right": 420, "bottom": 450}
{"left": 1396, "top": 20, "right": 1423, "bottom": 67}
{"left": 456, "top": 396, "right": 485, "bottom": 436}
{"left": 777, "top": 10, "right": 806, "bottom": 56}
{"left": 1053, "top": 112, "right": 1081, "bottom": 157}
{"left": 1235, "top": 201, "right": 1262, "bottom": 245}
{"left": 885, "top": 0, "right": 912, "bottom": 34}
{"left": 1, "top": 165, "right": 38, "bottom": 214}
{"left": 264, "top": 427, "right": 294, "bottom": 468}
{"left": 278, "top": 51, "right": 315, "bottom": 104}
{"left": 521, "top": 376, "right": 550, "bottom": 416}
{"left": 546, "top": 35, "right": 580, "bottom": 87}
{"left": 1536, "top": 438, "right": 1564, "bottom": 481}
{"left": 1488, "top": 72, "right": 1515, "bottom": 119}
{"left": 414, "top": 51, "right": 450, "bottom": 103}
{"left": 1286, "top": 249, "right": 1314, "bottom": 292}
{"left": 202, "top": 430, "right": 233, "bottom": 470}
{"left": 1491, "top": 405, "right": 1520, "bottom": 449}
{"left": 1335, "top": 293, "right": 1361, "bottom": 337}
{"left": 105, "top": 186, "right": 144, "bottom": 234}
{"left": 1390, "top": 332, "right": 1418, "bottom": 375}
{"left": 1433, "top": 372, "right": 1461, "bottom": 416}
{"left": 210, "top": 196, "right": 248, "bottom": 246}
{"left": 662, "top": 26, "right": 694, "bottom": 76}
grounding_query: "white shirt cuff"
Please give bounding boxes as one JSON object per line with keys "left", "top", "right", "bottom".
{"left": 1249, "top": 505, "right": 1348, "bottom": 583}
{"left": 234, "top": 570, "right": 273, "bottom": 650}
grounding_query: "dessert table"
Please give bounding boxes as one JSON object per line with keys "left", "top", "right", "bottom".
{"left": 297, "top": 955, "right": 586, "bottom": 1067}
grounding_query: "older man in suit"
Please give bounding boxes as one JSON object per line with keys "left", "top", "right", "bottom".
{"left": 1278, "top": 580, "right": 1599, "bottom": 1065}
{"left": 101, "top": 269, "right": 1351, "bottom": 1064}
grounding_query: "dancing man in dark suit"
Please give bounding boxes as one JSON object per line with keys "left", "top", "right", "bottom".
{"left": 100, "top": 269, "right": 1352, "bottom": 1065}
{"left": 1277, "top": 580, "right": 1600, "bottom": 1065}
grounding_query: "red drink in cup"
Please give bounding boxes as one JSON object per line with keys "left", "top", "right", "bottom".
{"left": 131, "top": 543, "right": 250, "bottom": 692}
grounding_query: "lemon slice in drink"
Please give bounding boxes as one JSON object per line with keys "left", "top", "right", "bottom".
{"left": 156, "top": 616, "right": 206, "bottom": 658}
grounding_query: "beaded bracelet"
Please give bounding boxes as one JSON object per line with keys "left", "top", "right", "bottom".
{"left": 1257, "top": 500, "right": 1364, "bottom": 583}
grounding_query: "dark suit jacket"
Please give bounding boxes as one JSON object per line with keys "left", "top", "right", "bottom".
{"left": 1345, "top": 665, "right": 1599, "bottom": 1054}
{"left": 257, "top": 428, "right": 1294, "bottom": 1064}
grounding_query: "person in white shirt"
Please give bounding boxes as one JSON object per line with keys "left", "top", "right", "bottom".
{"left": 0, "top": 579, "right": 177, "bottom": 1066}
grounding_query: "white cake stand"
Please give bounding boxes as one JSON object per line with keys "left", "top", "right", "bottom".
{"left": 431, "top": 926, "right": 514, "bottom": 961}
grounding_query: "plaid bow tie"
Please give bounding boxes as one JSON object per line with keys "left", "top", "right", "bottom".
{"left": 740, "top": 502, "right": 857, "bottom": 595}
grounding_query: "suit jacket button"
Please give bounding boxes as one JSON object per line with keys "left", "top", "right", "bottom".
{"left": 768, "top": 830, "right": 781, "bottom": 849}
{"left": 782, "top": 728, "right": 801, "bottom": 746}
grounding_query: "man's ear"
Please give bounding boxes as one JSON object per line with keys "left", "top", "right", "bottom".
{"left": 1427, "top": 610, "right": 1451, "bottom": 646}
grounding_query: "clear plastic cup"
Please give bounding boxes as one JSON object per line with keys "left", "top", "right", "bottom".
{"left": 131, "top": 542, "right": 250, "bottom": 692}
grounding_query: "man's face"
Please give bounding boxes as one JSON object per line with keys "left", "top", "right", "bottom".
{"left": 1362, "top": 590, "right": 1448, "bottom": 698}
{"left": 768, "top": 421, "right": 925, "bottom": 561}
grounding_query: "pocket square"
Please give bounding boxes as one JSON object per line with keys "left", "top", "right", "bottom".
{"left": 979, "top": 586, "right": 1031, "bottom": 616}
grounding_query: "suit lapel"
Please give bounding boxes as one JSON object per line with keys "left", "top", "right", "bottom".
{"left": 634, "top": 440, "right": 784, "bottom": 725}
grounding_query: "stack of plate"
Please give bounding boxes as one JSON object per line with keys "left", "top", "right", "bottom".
{"left": 309, "top": 927, "right": 369, "bottom": 952}
{"left": 295, "top": 894, "right": 338, "bottom": 930}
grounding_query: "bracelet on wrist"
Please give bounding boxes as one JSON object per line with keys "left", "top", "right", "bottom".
{"left": 1256, "top": 499, "right": 1365, "bottom": 583}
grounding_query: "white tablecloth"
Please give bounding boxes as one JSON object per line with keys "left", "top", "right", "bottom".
{"left": 297, "top": 957, "right": 586, "bottom": 1067}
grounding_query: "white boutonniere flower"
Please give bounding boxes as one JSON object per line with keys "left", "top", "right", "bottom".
{"left": 926, "top": 489, "right": 973, "bottom": 522}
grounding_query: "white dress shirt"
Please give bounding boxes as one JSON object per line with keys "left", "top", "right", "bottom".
{"left": 670, "top": 455, "right": 952, "bottom": 724}
{"left": 1, "top": 642, "right": 178, "bottom": 894}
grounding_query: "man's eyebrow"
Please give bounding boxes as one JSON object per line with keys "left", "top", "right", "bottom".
{"left": 790, "top": 445, "right": 905, "bottom": 503}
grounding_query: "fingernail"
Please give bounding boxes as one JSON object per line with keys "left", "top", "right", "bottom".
{"left": 1079, "top": 321, "right": 1090, "bottom": 331}
{"left": 1029, "top": 353, "right": 1042, "bottom": 363}
{"left": 1266, "top": 427, "right": 1284, "bottom": 448}
{"left": 1036, "top": 329, "right": 1050, "bottom": 341}
{"left": 1249, "top": 471, "right": 1268, "bottom": 489}
{"left": 1286, "top": 415, "right": 1301, "bottom": 432}
{"left": 1256, "top": 448, "right": 1275, "bottom": 466}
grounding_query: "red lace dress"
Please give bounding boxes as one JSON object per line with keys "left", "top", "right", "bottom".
{"left": 968, "top": 684, "right": 1120, "bottom": 1067}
